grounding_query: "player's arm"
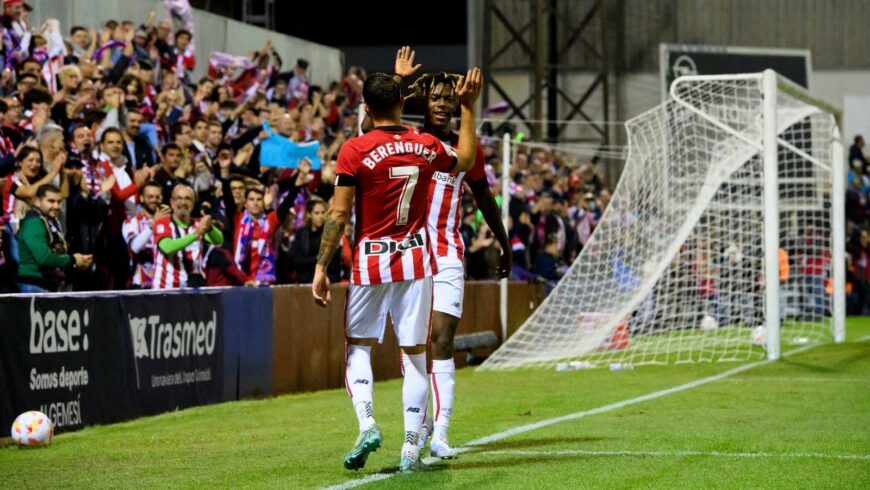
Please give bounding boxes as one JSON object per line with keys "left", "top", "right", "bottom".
{"left": 470, "top": 179, "right": 512, "bottom": 279}
{"left": 453, "top": 68, "right": 483, "bottom": 173}
{"left": 313, "top": 183, "right": 355, "bottom": 307}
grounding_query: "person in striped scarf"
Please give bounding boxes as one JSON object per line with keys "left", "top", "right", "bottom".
{"left": 232, "top": 182, "right": 296, "bottom": 286}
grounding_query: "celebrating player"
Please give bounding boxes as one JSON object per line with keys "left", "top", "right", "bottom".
{"left": 312, "top": 62, "right": 483, "bottom": 472}
{"left": 401, "top": 67, "right": 512, "bottom": 457}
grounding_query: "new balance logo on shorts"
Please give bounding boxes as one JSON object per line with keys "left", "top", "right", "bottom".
{"left": 405, "top": 407, "right": 421, "bottom": 413}
{"left": 363, "top": 233, "right": 425, "bottom": 256}
{"left": 353, "top": 379, "right": 369, "bottom": 385}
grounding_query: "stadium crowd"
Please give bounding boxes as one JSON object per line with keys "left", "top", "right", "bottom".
{"left": 0, "top": 0, "right": 614, "bottom": 294}
{"left": 845, "top": 134, "right": 870, "bottom": 313}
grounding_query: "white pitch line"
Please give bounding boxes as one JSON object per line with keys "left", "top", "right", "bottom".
{"left": 323, "top": 343, "right": 821, "bottom": 490}
{"left": 482, "top": 449, "right": 870, "bottom": 461}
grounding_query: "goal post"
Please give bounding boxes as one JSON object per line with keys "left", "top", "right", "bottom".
{"left": 480, "top": 70, "right": 844, "bottom": 371}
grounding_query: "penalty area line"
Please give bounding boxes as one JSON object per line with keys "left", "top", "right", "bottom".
{"left": 323, "top": 344, "right": 816, "bottom": 490}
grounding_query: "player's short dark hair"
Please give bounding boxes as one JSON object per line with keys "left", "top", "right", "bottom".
{"left": 175, "top": 29, "right": 192, "bottom": 41}
{"left": 161, "top": 142, "right": 182, "bottom": 156}
{"left": 36, "top": 183, "right": 62, "bottom": 199}
{"left": 70, "top": 26, "right": 87, "bottom": 36}
{"left": 297, "top": 58, "right": 309, "bottom": 70}
{"left": 363, "top": 73, "right": 401, "bottom": 116}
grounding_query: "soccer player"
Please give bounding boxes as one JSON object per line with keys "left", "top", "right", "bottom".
{"left": 312, "top": 65, "right": 483, "bottom": 472}
{"left": 405, "top": 71, "right": 512, "bottom": 458}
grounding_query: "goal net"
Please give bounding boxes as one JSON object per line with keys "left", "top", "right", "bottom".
{"left": 480, "top": 71, "right": 845, "bottom": 370}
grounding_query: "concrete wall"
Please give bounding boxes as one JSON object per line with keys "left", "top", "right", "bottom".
{"left": 28, "top": 0, "right": 344, "bottom": 87}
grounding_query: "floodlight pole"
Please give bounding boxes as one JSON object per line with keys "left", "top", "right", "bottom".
{"left": 762, "top": 69, "right": 781, "bottom": 360}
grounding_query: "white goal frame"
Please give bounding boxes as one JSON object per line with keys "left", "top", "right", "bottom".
{"left": 667, "top": 70, "right": 844, "bottom": 359}
{"left": 482, "top": 70, "right": 845, "bottom": 370}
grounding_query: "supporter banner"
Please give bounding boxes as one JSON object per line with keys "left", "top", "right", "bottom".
{"left": 122, "top": 292, "right": 224, "bottom": 414}
{"left": 260, "top": 120, "right": 322, "bottom": 170}
{"left": 0, "top": 296, "right": 136, "bottom": 432}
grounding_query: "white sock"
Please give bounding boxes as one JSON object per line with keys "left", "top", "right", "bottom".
{"left": 401, "top": 352, "right": 428, "bottom": 457}
{"left": 345, "top": 344, "right": 375, "bottom": 432}
{"left": 431, "top": 358, "right": 455, "bottom": 440}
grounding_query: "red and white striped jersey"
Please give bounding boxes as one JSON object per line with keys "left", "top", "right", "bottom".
{"left": 123, "top": 211, "right": 156, "bottom": 288}
{"left": 427, "top": 133, "right": 486, "bottom": 261}
{"left": 151, "top": 216, "right": 204, "bottom": 289}
{"left": 336, "top": 125, "right": 456, "bottom": 285}
{"left": 2, "top": 174, "right": 21, "bottom": 220}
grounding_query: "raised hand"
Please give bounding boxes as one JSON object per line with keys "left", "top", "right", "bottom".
{"left": 456, "top": 67, "right": 483, "bottom": 110}
{"left": 394, "top": 45, "right": 422, "bottom": 80}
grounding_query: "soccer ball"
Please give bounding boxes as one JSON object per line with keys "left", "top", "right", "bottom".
{"left": 11, "top": 411, "right": 53, "bottom": 448}
{"left": 751, "top": 326, "right": 766, "bottom": 346}
{"left": 700, "top": 315, "right": 719, "bottom": 331}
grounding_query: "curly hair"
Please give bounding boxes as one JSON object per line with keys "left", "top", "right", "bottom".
{"left": 406, "top": 72, "right": 463, "bottom": 104}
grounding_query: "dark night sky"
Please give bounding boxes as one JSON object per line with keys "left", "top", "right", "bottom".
{"left": 273, "top": 1, "right": 467, "bottom": 47}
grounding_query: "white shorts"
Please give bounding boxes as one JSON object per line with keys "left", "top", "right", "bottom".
{"left": 432, "top": 257, "right": 465, "bottom": 319}
{"left": 345, "top": 277, "right": 434, "bottom": 346}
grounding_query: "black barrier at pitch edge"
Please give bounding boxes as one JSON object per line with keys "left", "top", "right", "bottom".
{"left": 0, "top": 290, "right": 226, "bottom": 433}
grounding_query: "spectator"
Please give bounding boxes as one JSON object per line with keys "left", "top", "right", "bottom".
{"left": 17, "top": 184, "right": 92, "bottom": 292}
{"left": 152, "top": 184, "right": 222, "bottom": 289}
{"left": 846, "top": 175, "right": 866, "bottom": 227}
{"left": 0, "top": 217, "right": 16, "bottom": 292}
{"left": 533, "top": 233, "right": 568, "bottom": 294}
{"left": 1, "top": 96, "right": 26, "bottom": 147}
{"left": 3, "top": 146, "right": 63, "bottom": 233}
{"left": 68, "top": 25, "right": 89, "bottom": 59}
{"left": 63, "top": 150, "right": 112, "bottom": 290}
{"left": 121, "top": 108, "right": 155, "bottom": 170}
{"left": 466, "top": 222, "right": 502, "bottom": 280}
{"left": 98, "top": 127, "right": 150, "bottom": 287}
{"left": 530, "top": 191, "right": 560, "bottom": 258}
{"left": 152, "top": 142, "right": 184, "bottom": 204}
{"left": 123, "top": 181, "right": 169, "bottom": 289}
{"left": 287, "top": 197, "right": 342, "bottom": 283}
{"left": 232, "top": 187, "right": 280, "bottom": 285}
{"left": 850, "top": 135, "right": 868, "bottom": 174}
{"left": 204, "top": 217, "right": 252, "bottom": 287}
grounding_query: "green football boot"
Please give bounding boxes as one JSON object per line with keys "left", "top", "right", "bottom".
{"left": 343, "top": 425, "right": 382, "bottom": 471}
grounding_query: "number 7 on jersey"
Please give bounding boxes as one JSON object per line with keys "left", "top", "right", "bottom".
{"left": 389, "top": 166, "right": 419, "bottom": 226}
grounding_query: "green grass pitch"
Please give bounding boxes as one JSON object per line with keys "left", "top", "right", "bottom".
{"left": 2, "top": 319, "right": 868, "bottom": 489}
